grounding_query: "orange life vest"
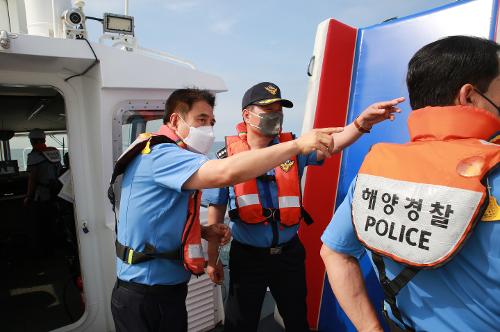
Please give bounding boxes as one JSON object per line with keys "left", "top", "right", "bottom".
{"left": 225, "top": 122, "right": 303, "bottom": 227}
{"left": 32, "top": 144, "right": 62, "bottom": 163}
{"left": 352, "top": 106, "right": 500, "bottom": 331}
{"left": 109, "top": 125, "right": 205, "bottom": 276}
{"left": 352, "top": 106, "right": 500, "bottom": 268}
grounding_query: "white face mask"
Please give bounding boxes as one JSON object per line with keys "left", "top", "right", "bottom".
{"left": 178, "top": 115, "right": 215, "bottom": 155}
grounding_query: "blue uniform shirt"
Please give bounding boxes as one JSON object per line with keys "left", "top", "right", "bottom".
{"left": 203, "top": 137, "right": 322, "bottom": 248}
{"left": 116, "top": 143, "right": 208, "bottom": 285}
{"left": 321, "top": 169, "right": 500, "bottom": 331}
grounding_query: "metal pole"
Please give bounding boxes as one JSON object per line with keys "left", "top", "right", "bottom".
{"left": 125, "top": 0, "right": 129, "bottom": 15}
{"left": 2, "top": 140, "right": 11, "bottom": 160}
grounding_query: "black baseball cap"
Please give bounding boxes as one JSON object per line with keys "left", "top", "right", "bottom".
{"left": 241, "top": 82, "right": 293, "bottom": 109}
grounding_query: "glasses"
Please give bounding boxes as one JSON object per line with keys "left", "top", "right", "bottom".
{"left": 473, "top": 88, "right": 500, "bottom": 114}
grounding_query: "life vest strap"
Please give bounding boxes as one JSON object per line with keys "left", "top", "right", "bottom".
{"left": 228, "top": 207, "right": 313, "bottom": 226}
{"left": 372, "top": 253, "right": 418, "bottom": 332}
{"left": 116, "top": 240, "right": 181, "bottom": 265}
{"left": 256, "top": 174, "right": 276, "bottom": 182}
{"left": 382, "top": 310, "right": 411, "bottom": 332}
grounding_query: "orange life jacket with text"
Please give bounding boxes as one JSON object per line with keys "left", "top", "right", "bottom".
{"left": 352, "top": 106, "right": 500, "bottom": 268}
{"left": 225, "top": 122, "right": 303, "bottom": 227}
{"left": 352, "top": 106, "right": 500, "bottom": 331}
{"left": 109, "top": 125, "right": 205, "bottom": 276}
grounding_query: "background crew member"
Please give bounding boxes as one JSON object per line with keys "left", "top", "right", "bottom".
{"left": 25, "top": 128, "right": 62, "bottom": 255}
{"left": 203, "top": 82, "right": 404, "bottom": 332}
{"left": 321, "top": 36, "right": 500, "bottom": 332}
{"left": 111, "top": 88, "right": 341, "bottom": 332}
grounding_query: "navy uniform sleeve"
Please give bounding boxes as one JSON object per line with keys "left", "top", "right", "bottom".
{"left": 304, "top": 151, "right": 324, "bottom": 167}
{"left": 202, "top": 187, "right": 229, "bottom": 206}
{"left": 296, "top": 151, "right": 324, "bottom": 178}
{"left": 201, "top": 144, "right": 230, "bottom": 206}
{"left": 151, "top": 144, "right": 208, "bottom": 193}
{"left": 321, "top": 178, "right": 366, "bottom": 259}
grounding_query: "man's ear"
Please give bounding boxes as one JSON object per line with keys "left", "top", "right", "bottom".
{"left": 456, "top": 83, "right": 475, "bottom": 106}
{"left": 169, "top": 112, "right": 179, "bottom": 129}
{"left": 242, "top": 109, "right": 250, "bottom": 122}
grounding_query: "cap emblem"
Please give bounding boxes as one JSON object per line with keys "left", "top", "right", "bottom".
{"left": 265, "top": 85, "right": 278, "bottom": 95}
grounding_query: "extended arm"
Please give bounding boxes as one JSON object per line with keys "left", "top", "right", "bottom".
{"left": 183, "top": 127, "right": 341, "bottom": 190}
{"left": 320, "top": 244, "right": 383, "bottom": 332}
{"left": 316, "top": 97, "right": 405, "bottom": 160}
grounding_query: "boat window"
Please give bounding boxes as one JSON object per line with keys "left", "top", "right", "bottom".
{"left": 111, "top": 102, "right": 166, "bottom": 209}
{"left": 10, "top": 132, "right": 68, "bottom": 171}
{"left": 121, "top": 110, "right": 163, "bottom": 149}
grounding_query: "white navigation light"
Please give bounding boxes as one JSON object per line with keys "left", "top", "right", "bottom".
{"left": 104, "top": 13, "right": 134, "bottom": 35}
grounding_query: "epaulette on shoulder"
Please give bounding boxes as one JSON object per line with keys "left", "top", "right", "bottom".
{"left": 216, "top": 147, "right": 228, "bottom": 159}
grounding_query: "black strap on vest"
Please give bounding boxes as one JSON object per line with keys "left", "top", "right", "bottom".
{"left": 115, "top": 240, "right": 181, "bottom": 265}
{"left": 228, "top": 206, "right": 313, "bottom": 226}
{"left": 372, "top": 253, "right": 419, "bottom": 332}
{"left": 256, "top": 174, "right": 276, "bottom": 182}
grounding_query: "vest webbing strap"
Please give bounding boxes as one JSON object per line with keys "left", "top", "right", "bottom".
{"left": 372, "top": 253, "right": 419, "bottom": 332}
{"left": 256, "top": 174, "right": 276, "bottom": 182}
{"left": 227, "top": 206, "right": 314, "bottom": 226}
{"left": 115, "top": 240, "right": 181, "bottom": 265}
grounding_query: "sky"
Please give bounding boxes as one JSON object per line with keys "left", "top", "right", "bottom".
{"left": 83, "top": 0, "right": 455, "bottom": 139}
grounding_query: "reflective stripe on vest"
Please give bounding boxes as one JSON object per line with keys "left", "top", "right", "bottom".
{"left": 237, "top": 194, "right": 261, "bottom": 208}
{"left": 226, "top": 129, "right": 302, "bottom": 226}
{"left": 279, "top": 196, "right": 301, "bottom": 208}
{"left": 352, "top": 107, "right": 500, "bottom": 268}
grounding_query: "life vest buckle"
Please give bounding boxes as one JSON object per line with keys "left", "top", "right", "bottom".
{"left": 269, "top": 247, "right": 282, "bottom": 255}
{"left": 263, "top": 208, "right": 279, "bottom": 222}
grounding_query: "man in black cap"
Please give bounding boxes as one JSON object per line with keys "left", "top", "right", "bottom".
{"left": 203, "top": 82, "right": 405, "bottom": 331}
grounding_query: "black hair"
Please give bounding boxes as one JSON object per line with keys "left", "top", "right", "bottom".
{"left": 406, "top": 36, "right": 499, "bottom": 110}
{"left": 163, "top": 88, "right": 215, "bottom": 124}
{"left": 29, "top": 138, "right": 45, "bottom": 145}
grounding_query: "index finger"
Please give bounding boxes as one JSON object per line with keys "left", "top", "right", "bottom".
{"left": 317, "top": 127, "right": 344, "bottom": 134}
{"left": 374, "top": 97, "right": 405, "bottom": 109}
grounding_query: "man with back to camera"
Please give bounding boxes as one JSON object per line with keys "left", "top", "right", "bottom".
{"left": 202, "top": 82, "right": 405, "bottom": 332}
{"left": 110, "top": 88, "right": 344, "bottom": 332}
{"left": 320, "top": 36, "right": 500, "bottom": 332}
{"left": 25, "top": 128, "right": 62, "bottom": 255}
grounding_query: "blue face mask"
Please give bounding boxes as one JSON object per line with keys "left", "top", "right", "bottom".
{"left": 474, "top": 88, "right": 500, "bottom": 115}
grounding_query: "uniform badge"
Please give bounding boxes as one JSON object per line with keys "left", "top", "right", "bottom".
{"left": 265, "top": 85, "right": 278, "bottom": 95}
{"left": 280, "top": 159, "right": 294, "bottom": 172}
{"left": 482, "top": 196, "right": 500, "bottom": 222}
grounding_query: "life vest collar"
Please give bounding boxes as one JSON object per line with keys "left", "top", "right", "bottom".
{"left": 156, "top": 124, "right": 186, "bottom": 148}
{"left": 33, "top": 143, "right": 48, "bottom": 152}
{"left": 32, "top": 144, "right": 61, "bottom": 163}
{"left": 408, "top": 106, "right": 500, "bottom": 142}
{"left": 236, "top": 122, "right": 247, "bottom": 139}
